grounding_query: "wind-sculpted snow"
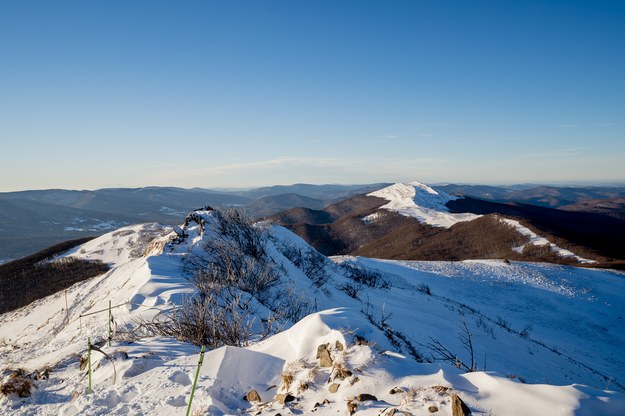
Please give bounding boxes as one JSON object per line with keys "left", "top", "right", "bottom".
{"left": 1, "top": 209, "right": 624, "bottom": 415}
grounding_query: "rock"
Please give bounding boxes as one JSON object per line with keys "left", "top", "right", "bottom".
{"left": 429, "top": 405, "right": 439, "bottom": 413}
{"left": 385, "top": 409, "right": 397, "bottom": 416}
{"left": 350, "top": 376, "right": 360, "bottom": 385}
{"left": 318, "top": 348, "right": 333, "bottom": 367}
{"left": 357, "top": 393, "right": 378, "bottom": 402}
{"left": 274, "top": 393, "right": 296, "bottom": 405}
{"left": 323, "top": 399, "right": 330, "bottom": 405}
{"left": 335, "top": 340, "right": 344, "bottom": 351}
{"left": 328, "top": 383, "right": 340, "bottom": 393}
{"left": 316, "top": 343, "right": 330, "bottom": 358}
{"left": 245, "top": 389, "right": 261, "bottom": 402}
{"left": 452, "top": 394, "right": 472, "bottom": 416}
{"left": 389, "top": 387, "right": 403, "bottom": 395}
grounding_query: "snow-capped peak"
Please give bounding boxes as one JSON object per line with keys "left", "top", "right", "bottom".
{"left": 368, "top": 181, "right": 480, "bottom": 227}
{"left": 408, "top": 180, "right": 441, "bottom": 195}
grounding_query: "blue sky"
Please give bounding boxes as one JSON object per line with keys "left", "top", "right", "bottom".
{"left": 1, "top": 0, "right": 624, "bottom": 191}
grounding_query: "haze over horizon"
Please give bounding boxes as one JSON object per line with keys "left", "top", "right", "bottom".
{"left": 1, "top": 1, "right": 624, "bottom": 192}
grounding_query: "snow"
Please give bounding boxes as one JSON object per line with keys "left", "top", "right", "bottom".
{"left": 1, "top": 208, "right": 624, "bottom": 415}
{"left": 502, "top": 218, "right": 597, "bottom": 263}
{"left": 369, "top": 181, "right": 593, "bottom": 263}
{"left": 368, "top": 181, "right": 481, "bottom": 227}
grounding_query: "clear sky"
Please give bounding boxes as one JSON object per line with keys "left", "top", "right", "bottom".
{"left": 1, "top": 0, "right": 624, "bottom": 191}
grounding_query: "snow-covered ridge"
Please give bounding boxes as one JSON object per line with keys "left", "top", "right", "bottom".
{"left": 502, "top": 218, "right": 596, "bottom": 263}
{"left": 367, "top": 181, "right": 481, "bottom": 227}
{"left": 1, "top": 207, "right": 624, "bottom": 415}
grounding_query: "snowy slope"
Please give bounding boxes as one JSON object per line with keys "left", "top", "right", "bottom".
{"left": 368, "top": 181, "right": 594, "bottom": 262}
{"left": 501, "top": 218, "right": 595, "bottom": 263}
{"left": 1, "top": 208, "right": 624, "bottom": 415}
{"left": 367, "top": 181, "right": 480, "bottom": 227}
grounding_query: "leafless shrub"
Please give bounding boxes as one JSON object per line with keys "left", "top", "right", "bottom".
{"left": 276, "top": 241, "right": 332, "bottom": 288}
{"left": 340, "top": 263, "right": 390, "bottom": 290}
{"left": 270, "top": 286, "right": 318, "bottom": 323}
{"left": 495, "top": 316, "right": 511, "bottom": 331}
{"left": 361, "top": 299, "right": 424, "bottom": 362}
{"left": 519, "top": 324, "right": 532, "bottom": 339}
{"left": 0, "top": 368, "right": 37, "bottom": 398}
{"left": 338, "top": 281, "right": 363, "bottom": 299}
{"left": 458, "top": 320, "right": 476, "bottom": 371}
{"left": 417, "top": 283, "right": 431, "bottom": 295}
{"left": 214, "top": 208, "right": 268, "bottom": 259}
{"left": 130, "top": 290, "right": 256, "bottom": 348}
{"left": 428, "top": 320, "right": 477, "bottom": 372}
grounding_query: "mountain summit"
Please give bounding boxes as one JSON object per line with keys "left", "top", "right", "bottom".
{"left": 368, "top": 181, "right": 480, "bottom": 227}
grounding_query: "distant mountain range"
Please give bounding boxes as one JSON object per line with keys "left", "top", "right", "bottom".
{"left": 1, "top": 181, "right": 625, "bottom": 264}
{"left": 0, "top": 184, "right": 386, "bottom": 262}
{"left": 437, "top": 183, "right": 625, "bottom": 208}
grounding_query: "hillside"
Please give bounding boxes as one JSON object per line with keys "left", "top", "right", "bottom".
{"left": 0, "top": 237, "right": 109, "bottom": 314}
{"left": 560, "top": 197, "right": 625, "bottom": 221}
{"left": 269, "top": 182, "right": 619, "bottom": 265}
{"left": 446, "top": 197, "right": 625, "bottom": 262}
{"left": 1, "top": 207, "right": 624, "bottom": 415}
{"left": 0, "top": 184, "right": 385, "bottom": 263}
{"left": 437, "top": 184, "right": 625, "bottom": 208}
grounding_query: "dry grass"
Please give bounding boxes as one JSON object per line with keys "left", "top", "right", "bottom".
{"left": 281, "top": 371, "right": 294, "bottom": 391}
{"left": 332, "top": 362, "right": 353, "bottom": 381}
{"left": 297, "top": 380, "right": 309, "bottom": 393}
{"left": 1, "top": 369, "right": 34, "bottom": 398}
{"left": 191, "top": 406, "right": 207, "bottom": 416}
{"left": 431, "top": 385, "right": 451, "bottom": 395}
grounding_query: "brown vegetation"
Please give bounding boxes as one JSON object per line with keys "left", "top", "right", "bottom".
{"left": 270, "top": 192, "right": 625, "bottom": 265}
{"left": 0, "top": 238, "right": 109, "bottom": 314}
{"left": 447, "top": 196, "right": 625, "bottom": 262}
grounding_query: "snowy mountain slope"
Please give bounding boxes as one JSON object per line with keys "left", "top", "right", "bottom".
{"left": 368, "top": 181, "right": 595, "bottom": 263}
{"left": 501, "top": 218, "right": 595, "bottom": 263}
{"left": 1, "top": 207, "right": 624, "bottom": 415}
{"left": 367, "top": 181, "right": 480, "bottom": 227}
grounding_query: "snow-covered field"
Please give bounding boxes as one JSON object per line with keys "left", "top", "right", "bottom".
{"left": 1, "top": 207, "right": 624, "bottom": 415}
